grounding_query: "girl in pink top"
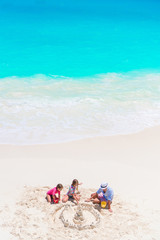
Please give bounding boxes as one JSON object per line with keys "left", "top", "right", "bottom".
{"left": 46, "top": 184, "right": 63, "bottom": 204}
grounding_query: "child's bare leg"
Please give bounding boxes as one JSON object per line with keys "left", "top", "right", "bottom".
{"left": 62, "top": 195, "right": 69, "bottom": 203}
{"left": 46, "top": 194, "right": 51, "bottom": 203}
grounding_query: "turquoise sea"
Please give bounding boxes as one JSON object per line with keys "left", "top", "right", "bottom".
{"left": 0, "top": 0, "right": 160, "bottom": 144}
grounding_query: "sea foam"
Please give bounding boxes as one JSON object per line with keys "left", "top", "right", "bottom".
{"left": 0, "top": 71, "right": 160, "bottom": 144}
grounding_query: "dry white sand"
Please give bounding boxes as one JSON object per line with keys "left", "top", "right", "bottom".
{"left": 0, "top": 126, "right": 160, "bottom": 239}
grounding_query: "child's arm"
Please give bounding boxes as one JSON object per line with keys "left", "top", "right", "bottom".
{"left": 52, "top": 195, "right": 56, "bottom": 200}
{"left": 76, "top": 182, "right": 82, "bottom": 192}
{"left": 58, "top": 192, "right": 61, "bottom": 200}
{"left": 52, "top": 188, "right": 57, "bottom": 200}
{"left": 73, "top": 193, "right": 79, "bottom": 204}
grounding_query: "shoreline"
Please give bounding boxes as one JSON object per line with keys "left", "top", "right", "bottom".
{"left": 1, "top": 123, "right": 160, "bottom": 146}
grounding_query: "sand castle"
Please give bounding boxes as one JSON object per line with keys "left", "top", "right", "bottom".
{"left": 59, "top": 203, "right": 101, "bottom": 230}
{"left": 0, "top": 186, "right": 157, "bottom": 240}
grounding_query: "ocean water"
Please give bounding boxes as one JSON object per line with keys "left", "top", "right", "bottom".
{"left": 0, "top": 0, "right": 160, "bottom": 144}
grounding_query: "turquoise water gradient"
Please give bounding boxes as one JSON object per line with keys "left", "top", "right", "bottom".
{"left": 0, "top": 0, "right": 160, "bottom": 144}
{"left": 0, "top": 0, "right": 160, "bottom": 77}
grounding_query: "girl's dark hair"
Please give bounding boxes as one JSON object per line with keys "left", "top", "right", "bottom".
{"left": 56, "top": 183, "right": 63, "bottom": 189}
{"left": 72, "top": 179, "right": 78, "bottom": 186}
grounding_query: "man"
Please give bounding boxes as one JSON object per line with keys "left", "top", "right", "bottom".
{"left": 86, "top": 182, "right": 114, "bottom": 212}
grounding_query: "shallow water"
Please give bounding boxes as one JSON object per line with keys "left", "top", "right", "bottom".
{"left": 1, "top": 72, "right": 160, "bottom": 144}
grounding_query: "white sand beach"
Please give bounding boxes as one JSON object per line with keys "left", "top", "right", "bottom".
{"left": 0, "top": 126, "right": 160, "bottom": 240}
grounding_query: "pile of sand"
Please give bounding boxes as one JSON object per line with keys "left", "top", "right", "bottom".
{"left": 0, "top": 185, "right": 159, "bottom": 240}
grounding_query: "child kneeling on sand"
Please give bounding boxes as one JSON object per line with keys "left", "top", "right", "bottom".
{"left": 62, "top": 179, "right": 81, "bottom": 204}
{"left": 46, "top": 184, "right": 63, "bottom": 204}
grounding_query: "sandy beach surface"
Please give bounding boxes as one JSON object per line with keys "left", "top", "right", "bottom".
{"left": 0, "top": 126, "right": 160, "bottom": 240}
